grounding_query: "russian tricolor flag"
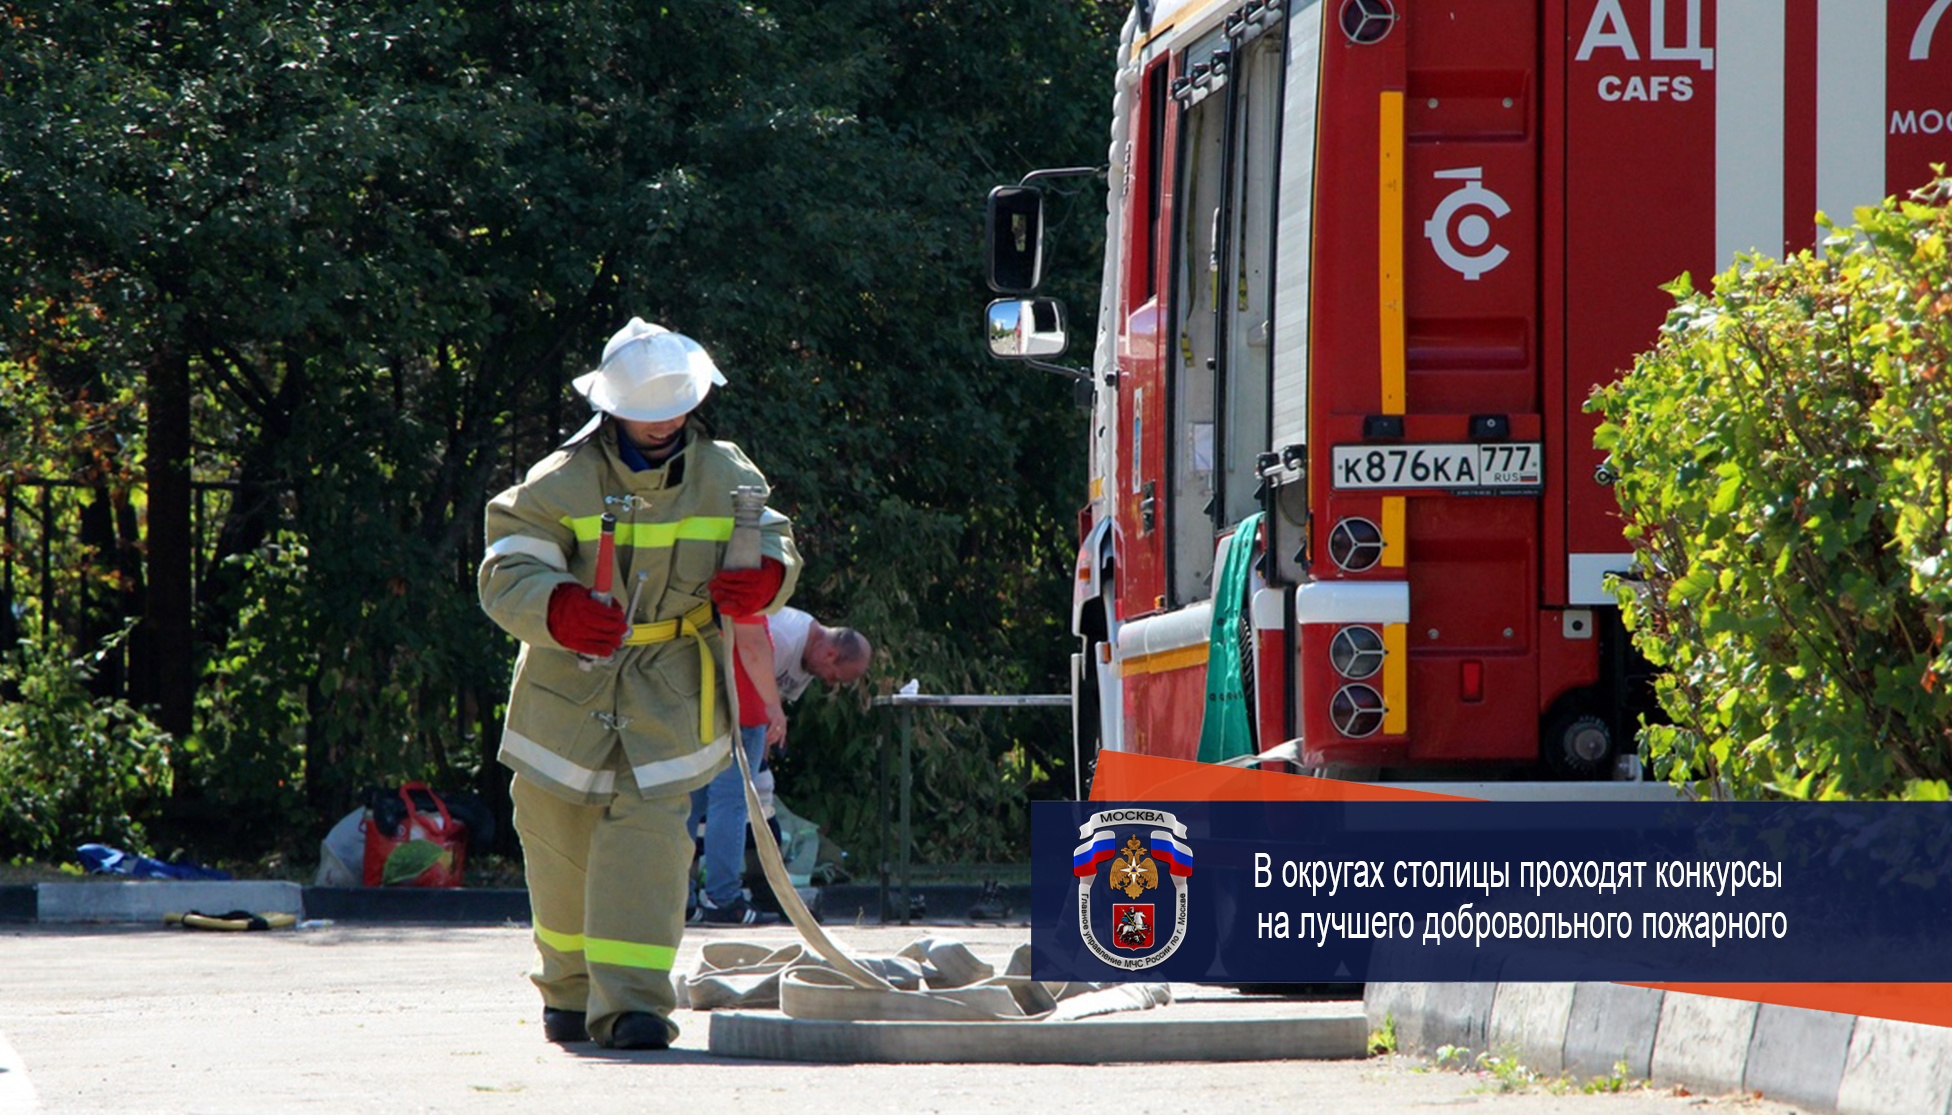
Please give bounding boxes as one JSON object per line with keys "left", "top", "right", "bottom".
{"left": 1073, "top": 830, "right": 1116, "bottom": 877}
{"left": 1150, "top": 830, "right": 1193, "bottom": 877}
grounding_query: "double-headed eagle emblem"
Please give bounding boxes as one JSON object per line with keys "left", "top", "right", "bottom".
{"left": 1109, "top": 835, "right": 1159, "bottom": 899}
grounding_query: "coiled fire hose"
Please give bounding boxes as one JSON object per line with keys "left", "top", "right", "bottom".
{"left": 694, "top": 487, "right": 1168, "bottom": 1022}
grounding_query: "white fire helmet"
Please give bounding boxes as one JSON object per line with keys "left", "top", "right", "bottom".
{"left": 571, "top": 318, "right": 727, "bottom": 422}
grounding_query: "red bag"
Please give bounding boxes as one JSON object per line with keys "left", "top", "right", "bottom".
{"left": 361, "top": 783, "right": 468, "bottom": 888}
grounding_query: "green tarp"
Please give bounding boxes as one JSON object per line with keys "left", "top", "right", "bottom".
{"left": 1195, "top": 512, "right": 1263, "bottom": 764}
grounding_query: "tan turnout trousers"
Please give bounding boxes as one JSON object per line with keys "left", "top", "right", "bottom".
{"left": 511, "top": 771, "right": 695, "bottom": 1045}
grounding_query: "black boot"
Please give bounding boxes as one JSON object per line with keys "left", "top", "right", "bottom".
{"left": 543, "top": 1007, "right": 588, "bottom": 1044}
{"left": 605, "top": 1011, "right": 673, "bottom": 1050}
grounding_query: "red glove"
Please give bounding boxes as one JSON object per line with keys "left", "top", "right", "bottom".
{"left": 547, "top": 582, "right": 628, "bottom": 655}
{"left": 709, "top": 558, "right": 785, "bottom": 618}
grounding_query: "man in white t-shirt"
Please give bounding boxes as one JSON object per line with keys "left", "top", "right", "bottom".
{"left": 763, "top": 606, "right": 872, "bottom": 706}
{"left": 689, "top": 606, "right": 872, "bottom": 924}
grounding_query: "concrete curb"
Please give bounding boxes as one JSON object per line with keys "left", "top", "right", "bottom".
{"left": 1747, "top": 1003, "right": 1854, "bottom": 1113}
{"left": 1563, "top": 982, "right": 1662, "bottom": 1079}
{"left": 1488, "top": 982, "right": 1574, "bottom": 1074}
{"left": 708, "top": 1008, "right": 1369, "bottom": 1063}
{"left": 1366, "top": 982, "right": 1952, "bottom": 1115}
{"left": 1651, "top": 988, "right": 1754, "bottom": 1096}
{"left": 33, "top": 880, "right": 303, "bottom": 923}
{"left": 1836, "top": 1018, "right": 1952, "bottom": 1115}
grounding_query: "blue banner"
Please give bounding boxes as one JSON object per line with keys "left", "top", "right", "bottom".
{"left": 1030, "top": 801, "right": 1952, "bottom": 983}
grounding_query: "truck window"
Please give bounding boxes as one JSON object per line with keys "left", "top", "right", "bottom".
{"left": 1143, "top": 61, "right": 1170, "bottom": 302}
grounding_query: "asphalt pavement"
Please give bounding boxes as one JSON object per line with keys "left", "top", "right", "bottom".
{"left": 0, "top": 919, "right": 1814, "bottom": 1115}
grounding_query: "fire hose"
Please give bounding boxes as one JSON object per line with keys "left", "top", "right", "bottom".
{"left": 685, "top": 487, "right": 1169, "bottom": 1022}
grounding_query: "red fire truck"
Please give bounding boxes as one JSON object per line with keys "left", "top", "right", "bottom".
{"left": 987, "top": 0, "right": 1952, "bottom": 789}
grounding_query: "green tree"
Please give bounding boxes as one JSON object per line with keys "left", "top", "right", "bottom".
{"left": 1, "top": 0, "right": 1119, "bottom": 863}
{"left": 0, "top": 625, "right": 174, "bottom": 860}
{"left": 1589, "top": 178, "right": 1952, "bottom": 801}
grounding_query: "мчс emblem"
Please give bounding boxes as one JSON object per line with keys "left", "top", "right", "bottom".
{"left": 1111, "top": 836, "right": 1158, "bottom": 898}
{"left": 1072, "top": 808, "right": 1194, "bottom": 970}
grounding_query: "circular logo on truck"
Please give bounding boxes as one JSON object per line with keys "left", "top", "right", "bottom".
{"left": 1424, "top": 167, "right": 1511, "bottom": 281}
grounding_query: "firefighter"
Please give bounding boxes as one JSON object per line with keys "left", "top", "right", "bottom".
{"left": 479, "top": 317, "right": 799, "bottom": 1049}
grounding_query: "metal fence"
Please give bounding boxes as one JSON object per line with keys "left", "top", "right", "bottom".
{"left": 869, "top": 691, "right": 1071, "bottom": 924}
{"left": 1, "top": 477, "right": 245, "bottom": 633}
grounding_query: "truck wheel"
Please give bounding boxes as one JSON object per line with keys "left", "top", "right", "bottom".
{"left": 1543, "top": 712, "right": 1614, "bottom": 779}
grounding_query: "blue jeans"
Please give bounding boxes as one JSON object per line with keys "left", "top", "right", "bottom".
{"left": 688, "top": 726, "right": 768, "bottom": 908}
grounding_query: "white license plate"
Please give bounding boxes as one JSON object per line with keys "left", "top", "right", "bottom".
{"left": 1330, "top": 442, "right": 1543, "bottom": 492}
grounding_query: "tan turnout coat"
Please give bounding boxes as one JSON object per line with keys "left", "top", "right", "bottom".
{"left": 479, "top": 423, "right": 799, "bottom": 803}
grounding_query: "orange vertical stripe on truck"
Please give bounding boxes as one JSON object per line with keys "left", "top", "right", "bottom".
{"left": 1382, "top": 622, "right": 1408, "bottom": 736}
{"left": 1378, "top": 90, "right": 1406, "bottom": 415}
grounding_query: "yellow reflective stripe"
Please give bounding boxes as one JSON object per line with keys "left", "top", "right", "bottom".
{"left": 624, "top": 519, "right": 734, "bottom": 547}
{"left": 585, "top": 936, "right": 678, "bottom": 971}
{"left": 560, "top": 515, "right": 734, "bottom": 547}
{"left": 1118, "top": 643, "right": 1208, "bottom": 677}
{"left": 1383, "top": 623, "right": 1409, "bottom": 735}
{"left": 1381, "top": 496, "right": 1405, "bottom": 569}
{"left": 535, "top": 923, "right": 584, "bottom": 955}
{"left": 1378, "top": 90, "right": 1406, "bottom": 415}
{"left": 563, "top": 515, "right": 606, "bottom": 542}
{"left": 533, "top": 924, "right": 676, "bottom": 971}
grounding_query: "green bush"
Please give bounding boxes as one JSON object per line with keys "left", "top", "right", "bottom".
{"left": 0, "top": 624, "right": 176, "bottom": 860}
{"left": 1589, "top": 177, "right": 1952, "bottom": 801}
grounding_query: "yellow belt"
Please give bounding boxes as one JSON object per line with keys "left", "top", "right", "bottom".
{"left": 620, "top": 602, "right": 718, "bottom": 744}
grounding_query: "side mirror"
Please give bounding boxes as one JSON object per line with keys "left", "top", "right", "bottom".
{"left": 986, "top": 299, "right": 1069, "bottom": 359}
{"left": 985, "top": 185, "right": 1046, "bottom": 293}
